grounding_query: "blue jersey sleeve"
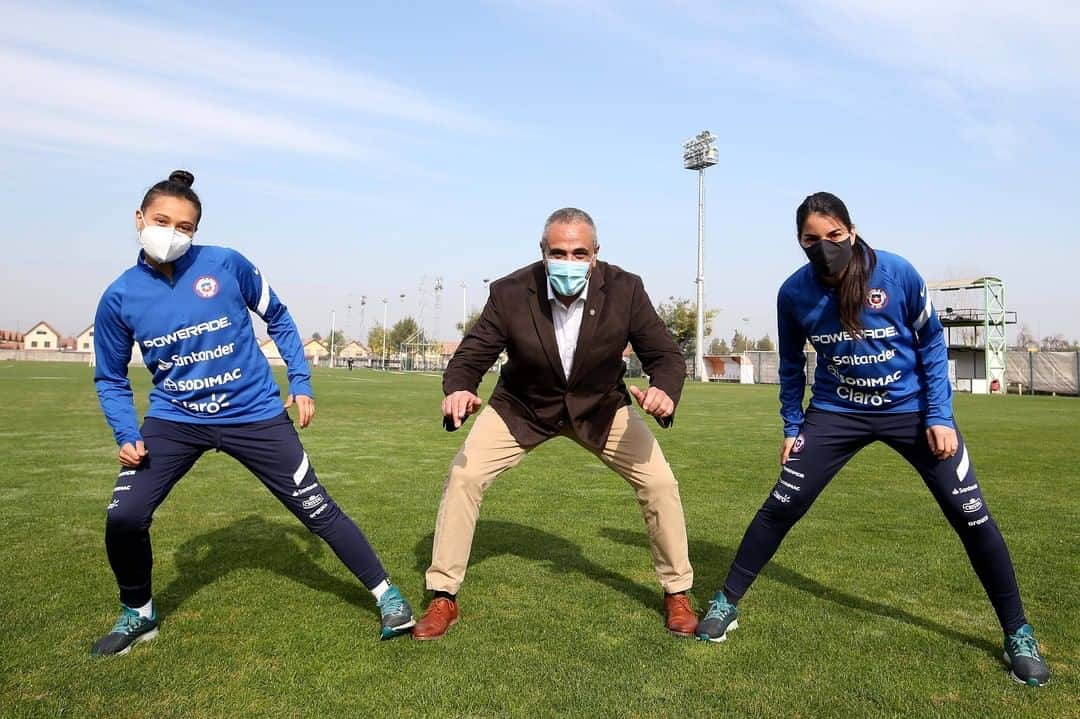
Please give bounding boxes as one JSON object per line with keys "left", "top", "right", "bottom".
{"left": 93, "top": 286, "right": 142, "bottom": 446}
{"left": 777, "top": 288, "right": 807, "bottom": 437}
{"left": 904, "top": 264, "right": 954, "bottom": 428}
{"left": 229, "top": 250, "right": 313, "bottom": 398}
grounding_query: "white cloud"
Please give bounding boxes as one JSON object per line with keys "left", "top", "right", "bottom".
{"left": 801, "top": 0, "right": 1080, "bottom": 96}
{"left": 0, "top": 0, "right": 493, "bottom": 157}
{"left": 0, "top": 49, "right": 361, "bottom": 155}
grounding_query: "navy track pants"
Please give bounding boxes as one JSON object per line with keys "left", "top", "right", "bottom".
{"left": 723, "top": 409, "right": 1027, "bottom": 633}
{"left": 104, "top": 412, "right": 387, "bottom": 607}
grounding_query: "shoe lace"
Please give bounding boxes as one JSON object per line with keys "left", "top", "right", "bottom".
{"left": 703, "top": 596, "right": 735, "bottom": 622}
{"left": 1008, "top": 631, "right": 1039, "bottom": 658}
{"left": 379, "top": 589, "right": 405, "bottom": 616}
{"left": 111, "top": 607, "right": 145, "bottom": 635}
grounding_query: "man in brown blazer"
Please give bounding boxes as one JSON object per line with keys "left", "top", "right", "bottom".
{"left": 412, "top": 207, "right": 697, "bottom": 640}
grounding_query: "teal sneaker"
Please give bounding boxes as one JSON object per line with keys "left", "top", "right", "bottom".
{"left": 1004, "top": 624, "right": 1050, "bottom": 687}
{"left": 377, "top": 585, "right": 415, "bottom": 640}
{"left": 696, "top": 591, "right": 739, "bottom": 643}
{"left": 91, "top": 604, "right": 159, "bottom": 656}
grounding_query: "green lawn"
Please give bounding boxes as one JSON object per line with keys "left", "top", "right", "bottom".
{"left": 0, "top": 360, "right": 1076, "bottom": 718}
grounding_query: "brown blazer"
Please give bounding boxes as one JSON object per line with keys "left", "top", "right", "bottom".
{"left": 443, "top": 260, "right": 686, "bottom": 450}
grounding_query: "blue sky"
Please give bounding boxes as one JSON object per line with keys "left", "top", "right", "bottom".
{"left": 1, "top": 0, "right": 1078, "bottom": 345}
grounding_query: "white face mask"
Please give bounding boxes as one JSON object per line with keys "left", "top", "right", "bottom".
{"left": 137, "top": 223, "right": 192, "bottom": 263}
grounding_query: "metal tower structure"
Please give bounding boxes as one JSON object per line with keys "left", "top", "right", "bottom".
{"left": 928, "top": 276, "right": 1015, "bottom": 394}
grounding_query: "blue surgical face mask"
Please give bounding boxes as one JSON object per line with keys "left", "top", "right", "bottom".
{"left": 546, "top": 258, "right": 590, "bottom": 297}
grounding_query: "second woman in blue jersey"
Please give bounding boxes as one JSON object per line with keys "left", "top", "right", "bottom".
{"left": 695, "top": 192, "right": 1050, "bottom": 687}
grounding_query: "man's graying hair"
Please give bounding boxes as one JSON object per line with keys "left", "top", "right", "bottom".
{"left": 541, "top": 207, "right": 597, "bottom": 248}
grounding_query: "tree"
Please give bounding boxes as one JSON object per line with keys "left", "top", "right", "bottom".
{"left": 707, "top": 337, "right": 730, "bottom": 355}
{"left": 324, "top": 329, "right": 346, "bottom": 357}
{"left": 656, "top": 297, "right": 716, "bottom": 357}
{"left": 457, "top": 309, "right": 482, "bottom": 336}
{"left": 755, "top": 334, "right": 775, "bottom": 351}
{"left": 311, "top": 332, "right": 322, "bottom": 342}
{"left": 367, "top": 324, "right": 389, "bottom": 356}
{"left": 731, "top": 330, "right": 751, "bottom": 353}
{"left": 1014, "top": 324, "right": 1038, "bottom": 350}
{"left": 389, "top": 316, "right": 422, "bottom": 350}
{"left": 1040, "top": 334, "right": 1079, "bottom": 351}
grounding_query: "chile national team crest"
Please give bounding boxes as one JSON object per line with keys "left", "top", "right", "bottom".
{"left": 866, "top": 288, "right": 888, "bottom": 310}
{"left": 194, "top": 275, "right": 220, "bottom": 299}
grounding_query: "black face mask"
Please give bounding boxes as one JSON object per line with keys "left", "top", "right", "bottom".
{"left": 804, "top": 237, "right": 853, "bottom": 278}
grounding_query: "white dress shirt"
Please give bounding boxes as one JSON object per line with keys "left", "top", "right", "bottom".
{"left": 547, "top": 279, "right": 589, "bottom": 379}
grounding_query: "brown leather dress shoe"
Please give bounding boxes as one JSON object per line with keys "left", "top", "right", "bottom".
{"left": 412, "top": 597, "right": 460, "bottom": 641}
{"left": 664, "top": 593, "right": 697, "bottom": 637}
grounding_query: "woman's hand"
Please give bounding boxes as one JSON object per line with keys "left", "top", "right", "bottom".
{"left": 118, "top": 441, "right": 148, "bottom": 468}
{"left": 926, "top": 425, "right": 958, "bottom": 460}
{"left": 285, "top": 394, "right": 316, "bottom": 428}
{"left": 780, "top": 436, "right": 797, "bottom": 465}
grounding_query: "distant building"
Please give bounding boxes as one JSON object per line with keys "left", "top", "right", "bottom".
{"left": 303, "top": 339, "right": 329, "bottom": 365}
{"left": 23, "top": 321, "right": 61, "bottom": 350}
{"left": 0, "top": 329, "right": 25, "bottom": 350}
{"left": 259, "top": 338, "right": 283, "bottom": 362}
{"left": 339, "top": 340, "right": 371, "bottom": 360}
{"left": 76, "top": 324, "right": 96, "bottom": 353}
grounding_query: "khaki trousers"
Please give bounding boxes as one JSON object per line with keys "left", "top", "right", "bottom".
{"left": 426, "top": 404, "right": 693, "bottom": 595}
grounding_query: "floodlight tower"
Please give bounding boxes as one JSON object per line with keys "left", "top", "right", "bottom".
{"left": 381, "top": 298, "right": 389, "bottom": 369}
{"left": 683, "top": 130, "right": 719, "bottom": 382}
{"left": 433, "top": 277, "right": 444, "bottom": 346}
{"left": 460, "top": 281, "right": 468, "bottom": 333}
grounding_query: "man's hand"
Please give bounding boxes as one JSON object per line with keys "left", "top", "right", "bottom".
{"left": 629, "top": 385, "right": 675, "bottom": 419}
{"left": 118, "top": 441, "right": 148, "bottom": 468}
{"left": 779, "top": 437, "right": 797, "bottom": 465}
{"left": 926, "top": 425, "right": 958, "bottom": 460}
{"left": 442, "top": 390, "right": 483, "bottom": 429}
{"left": 285, "top": 394, "right": 316, "bottom": 428}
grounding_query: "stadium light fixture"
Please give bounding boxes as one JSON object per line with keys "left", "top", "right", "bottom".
{"left": 683, "top": 130, "right": 718, "bottom": 382}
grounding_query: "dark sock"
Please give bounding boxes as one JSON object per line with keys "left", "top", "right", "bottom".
{"left": 433, "top": 590, "right": 456, "bottom": 602}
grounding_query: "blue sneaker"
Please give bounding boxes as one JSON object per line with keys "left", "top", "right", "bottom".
{"left": 377, "top": 585, "right": 415, "bottom": 640}
{"left": 696, "top": 591, "right": 739, "bottom": 643}
{"left": 91, "top": 604, "right": 159, "bottom": 656}
{"left": 1004, "top": 624, "right": 1050, "bottom": 687}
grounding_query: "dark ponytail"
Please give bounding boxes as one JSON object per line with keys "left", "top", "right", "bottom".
{"left": 141, "top": 170, "right": 202, "bottom": 223}
{"left": 796, "top": 192, "right": 876, "bottom": 337}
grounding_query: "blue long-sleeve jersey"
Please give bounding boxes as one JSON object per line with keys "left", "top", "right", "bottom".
{"left": 94, "top": 246, "right": 312, "bottom": 446}
{"left": 777, "top": 249, "right": 953, "bottom": 437}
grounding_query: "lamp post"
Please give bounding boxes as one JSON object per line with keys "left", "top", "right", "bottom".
{"left": 329, "top": 309, "right": 336, "bottom": 368}
{"left": 381, "top": 298, "right": 388, "bottom": 369}
{"left": 683, "top": 130, "right": 718, "bottom": 382}
{"left": 460, "top": 281, "right": 468, "bottom": 332}
{"left": 359, "top": 295, "right": 367, "bottom": 337}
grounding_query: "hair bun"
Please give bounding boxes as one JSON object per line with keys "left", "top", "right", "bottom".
{"left": 168, "top": 170, "right": 195, "bottom": 188}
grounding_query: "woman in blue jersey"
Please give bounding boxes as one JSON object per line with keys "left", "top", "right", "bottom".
{"left": 695, "top": 192, "right": 1049, "bottom": 686}
{"left": 91, "top": 170, "right": 414, "bottom": 655}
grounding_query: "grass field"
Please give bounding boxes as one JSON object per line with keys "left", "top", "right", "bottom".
{"left": 0, "top": 360, "right": 1077, "bottom": 718}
